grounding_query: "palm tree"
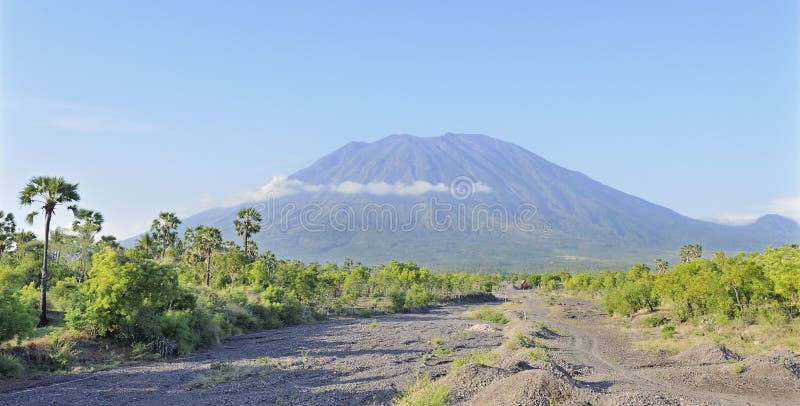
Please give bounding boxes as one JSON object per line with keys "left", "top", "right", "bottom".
{"left": 233, "top": 207, "right": 262, "bottom": 258}
{"left": 186, "top": 225, "right": 223, "bottom": 286}
{"left": 12, "top": 230, "right": 37, "bottom": 260}
{"left": 19, "top": 176, "right": 80, "bottom": 326}
{"left": 0, "top": 211, "right": 16, "bottom": 259}
{"left": 72, "top": 208, "right": 104, "bottom": 281}
{"left": 135, "top": 232, "right": 157, "bottom": 258}
{"left": 654, "top": 258, "right": 669, "bottom": 273}
{"left": 679, "top": 244, "right": 703, "bottom": 263}
{"left": 150, "top": 211, "right": 181, "bottom": 258}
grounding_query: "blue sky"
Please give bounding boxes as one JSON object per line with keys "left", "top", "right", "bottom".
{"left": 1, "top": 1, "right": 797, "bottom": 239}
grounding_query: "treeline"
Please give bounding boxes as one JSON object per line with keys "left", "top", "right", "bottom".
{"left": 0, "top": 177, "right": 500, "bottom": 373}
{"left": 511, "top": 244, "right": 800, "bottom": 325}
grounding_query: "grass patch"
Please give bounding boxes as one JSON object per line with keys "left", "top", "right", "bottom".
{"left": 189, "top": 361, "right": 270, "bottom": 388}
{"left": 467, "top": 306, "right": 508, "bottom": 324}
{"left": 431, "top": 337, "right": 443, "bottom": 348}
{"left": 431, "top": 348, "right": 454, "bottom": 356}
{"left": 730, "top": 362, "right": 745, "bottom": 375}
{"left": 450, "top": 351, "right": 499, "bottom": 371}
{"left": 527, "top": 348, "right": 548, "bottom": 362}
{"left": 514, "top": 331, "right": 534, "bottom": 347}
{"left": 395, "top": 373, "right": 449, "bottom": 406}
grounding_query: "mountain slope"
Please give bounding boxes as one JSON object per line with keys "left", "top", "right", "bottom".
{"left": 175, "top": 133, "right": 798, "bottom": 271}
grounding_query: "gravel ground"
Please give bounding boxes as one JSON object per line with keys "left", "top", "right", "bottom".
{"left": 0, "top": 306, "right": 503, "bottom": 405}
{"left": 2, "top": 291, "right": 799, "bottom": 405}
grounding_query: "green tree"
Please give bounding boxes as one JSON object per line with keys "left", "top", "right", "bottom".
{"left": 97, "top": 235, "right": 122, "bottom": 251}
{"left": 759, "top": 245, "right": 800, "bottom": 306}
{"left": 150, "top": 211, "right": 181, "bottom": 258}
{"left": 19, "top": 176, "right": 80, "bottom": 326}
{"left": 72, "top": 247, "right": 181, "bottom": 341}
{"left": 72, "top": 208, "right": 104, "bottom": 281}
{"left": 214, "top": 245, "right": 247, "bottom": 287}
{"left": 185, "top": 225, "right": 223, "bottom": 286}
{"left": 233, "top": 207, "right": 262, "bottom": 258}
{"left": 11, "top": 230, "right": 38, "bottom": 260}
{"left": 0, "top": 211, "right": 16, "bottom": 259}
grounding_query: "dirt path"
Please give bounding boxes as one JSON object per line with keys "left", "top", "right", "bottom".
{"left": 522, "top": 292, "right": 800, "bottom": 405}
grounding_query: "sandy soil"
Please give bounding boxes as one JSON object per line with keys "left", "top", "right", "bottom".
{"left": 1, "top": 290, "right": 799, "bottom": 405}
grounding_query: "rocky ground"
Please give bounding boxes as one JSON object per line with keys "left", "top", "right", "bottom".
{"left": 1, "top": 290, "right": 799, "bottom": 405}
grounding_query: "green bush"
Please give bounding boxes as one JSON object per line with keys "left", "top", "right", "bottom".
{"left": 602, "top": 280, "right": 657, "bottom": 317}
{"left": 661, "top": 324, "right": 676, "bottom": 339}
{"left": 404, "top": 284, "right": 433, "bottom": 310}
{"left": 71, "top": 248, "right": 181, "bottom": 342}
{"left": 468, "top": 306, "right": 508, "bottom": 324}
{"left": 388, "top": 286, "right": 406, "bottom": 312}
{"left": 0, "top": 353, "right": 24, "bottom": 379}
{"left": 51, "top": 277, "right": 84, "bottom": 312}
{"left": 0, "top": 288, "right": 37, "bottom": 341}
{"left": 159, "top": 310, "right": 194, "bottom": 355}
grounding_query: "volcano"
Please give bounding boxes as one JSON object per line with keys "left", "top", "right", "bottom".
{"left": 173, "top": 133, "right": 799, "bottom": 271}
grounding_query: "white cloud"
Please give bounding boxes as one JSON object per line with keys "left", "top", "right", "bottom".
{"left": 714, "top": 196, "right": 800, "bottom": 225}
{"left": 222, "top": 176, "right": 490, "bottom": 207}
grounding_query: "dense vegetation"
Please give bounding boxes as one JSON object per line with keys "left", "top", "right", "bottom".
{"left": 0, "top": 177, "right": 500, "bottom": 378}
{"left": 511, "top": 244, "right": 800, "bottom": 335}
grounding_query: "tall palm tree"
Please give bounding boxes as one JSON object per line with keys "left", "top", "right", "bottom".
{"left": 654, "top": 258, "right": 669, "bottom": 273}
{"left": 19, "top": 176, "right": 80, "bottom": 326}
{"left": 186, "top": 225, "right": 223, "bottom": 286}
{"left": 0, "top": 211, "right": 16, "bottom": 259}
{"left": 233, "top": 207, "right": 262, "bottom": 258}
{"left": 150, "top": 211, "right": 181, "bottom": 258}
{"left": 72, "top": 208, "right": 104, "bottom": 281}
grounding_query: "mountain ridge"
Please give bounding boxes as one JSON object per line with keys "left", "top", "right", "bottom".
{"left": 129, "top": 133, "right": 798, "bottom": 271}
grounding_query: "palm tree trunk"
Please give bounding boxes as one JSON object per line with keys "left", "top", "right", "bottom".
{"left": 39, "top": 211, "right": 52, "bottom": 327}
{"left": 243, "top": 233, "right": 249, "bottom": 257}
{"left": 205, "top": 249, "right": 212, "bottom": 286}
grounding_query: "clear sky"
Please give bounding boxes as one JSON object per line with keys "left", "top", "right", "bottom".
{"left": 1, "top": 1, "right": 797, "bottom": 239}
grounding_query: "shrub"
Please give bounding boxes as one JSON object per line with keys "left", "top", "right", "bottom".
{"left": 661, "top": 324, "right": 676, "bottom": 339}
{"left": 159, "top": 310, "right": 194, "bottom": 355}
{"left": 468, "top": 306, "right": 508, "bottom": 324}
{"left": 527, "top": 348, "right": 547, "bottom": 362}
{"left": 51, "top": 277, "right": 84, "bottom": 312}
{"left": 642, "top": 315, "right": 668, "bottom": 328}
{"left": 602, "top": 280, "right": 657, "bottom": 317}
{"left": 388, "top": 286, "right": 406, "bottom": 312}
{"left": 0, "top": 288, "right": 37, "bottom": 341}
{"left": 0, "top": 353, "right": 24, "bottom": 378}
{"left": 71, "top": 248, "right": 181, "bottom": 342}
{"left": 404, "top": 284, "right": 433, "bottom": 310}
{"left": 731, "top": 362, "right": 745, "bottom": 375}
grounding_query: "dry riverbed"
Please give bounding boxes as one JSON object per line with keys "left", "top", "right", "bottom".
{"left": 2, "top": 291, "right": 800, "bottom": 405}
